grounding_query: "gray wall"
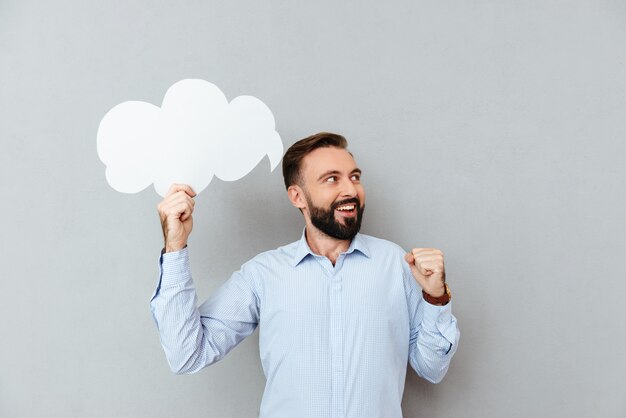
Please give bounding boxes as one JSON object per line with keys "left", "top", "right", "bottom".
{"left": 1, "top": 1, "right": 625, "bottom": 417}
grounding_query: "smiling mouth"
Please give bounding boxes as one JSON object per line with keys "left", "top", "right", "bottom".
{"left": 335, "top": 204, "right": 356, "bottom": 212}
{"left": 333, "top": 201, "right": 358, "bottom": 218}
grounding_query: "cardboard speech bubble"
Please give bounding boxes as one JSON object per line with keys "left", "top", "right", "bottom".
{"left": 97, "top": 79, "right": 283, "bottom": 196}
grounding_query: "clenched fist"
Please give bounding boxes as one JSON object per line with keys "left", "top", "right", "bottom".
{"left": 404, "top": 248, "right": 446, "bottom": 297}
{"left": 157, "top": 184, "right": 196, "bottom": 252}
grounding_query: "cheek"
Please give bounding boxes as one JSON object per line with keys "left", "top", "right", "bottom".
{"left": 309, "top": 190, "right": 336, "bottom": 207}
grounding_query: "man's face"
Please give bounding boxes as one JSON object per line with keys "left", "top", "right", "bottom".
{"left": 297, "top": 147, "right": 366, "bottom": 240}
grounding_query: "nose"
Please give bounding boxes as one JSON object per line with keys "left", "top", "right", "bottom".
{"left": 339, "top": 177, "right": 358, "bottom": 198}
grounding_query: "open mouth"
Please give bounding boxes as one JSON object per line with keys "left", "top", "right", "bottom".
{"left": 334, "top": 202, "right": 358, "bottom": 218}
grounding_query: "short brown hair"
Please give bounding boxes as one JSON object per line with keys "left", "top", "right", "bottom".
{"left": 282, "top": 132, "right": 348, "bottom": 189}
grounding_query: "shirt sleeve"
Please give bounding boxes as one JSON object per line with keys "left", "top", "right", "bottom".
{"left": 403, "top": 263, "right": 460, "bottom": 384}
{"left": 150, "top": 248, "right": 259, "bottom": 374}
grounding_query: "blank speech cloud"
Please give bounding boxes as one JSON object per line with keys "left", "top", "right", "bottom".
{"left": 97, "top": 79, "right": 284, "bottom": 197}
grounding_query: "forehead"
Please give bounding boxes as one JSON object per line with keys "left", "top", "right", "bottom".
{"left": 301, "top": 147, "right": 358, "bottom": 177}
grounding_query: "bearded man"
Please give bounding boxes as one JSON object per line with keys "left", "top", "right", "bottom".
{"left": 151, "top": 132, "right": 460, "bottom": 418}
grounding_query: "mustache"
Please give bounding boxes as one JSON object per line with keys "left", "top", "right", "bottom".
{"left": 331, "top": 197, "right": 361, "bottom": 210}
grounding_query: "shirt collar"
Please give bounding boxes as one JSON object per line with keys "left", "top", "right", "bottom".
{"left": 291, "top": 228, "right": 371, "bottom": 267}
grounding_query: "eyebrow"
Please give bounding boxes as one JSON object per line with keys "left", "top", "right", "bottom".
{"left": 317, "top": 168, "right": 362, "bottom": 182}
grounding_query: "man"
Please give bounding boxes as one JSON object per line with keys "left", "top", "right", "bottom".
{"left": 151, "top": 132, "right": 459, "bottom": 418}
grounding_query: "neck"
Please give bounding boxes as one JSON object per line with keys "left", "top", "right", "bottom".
{"left": 304, "top": 223, "right": 352, "bottom": 266}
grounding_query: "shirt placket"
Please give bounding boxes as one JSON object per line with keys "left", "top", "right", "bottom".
{"left": 330, "top": 255, "right": 345, "bottom": 418}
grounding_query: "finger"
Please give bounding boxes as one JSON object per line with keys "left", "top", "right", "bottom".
{"left": 159, "top": 194, "right": 189, "bottom": 217}
{"left": 166, "top": 183, "right": 197, "bottom": 198}
{"left": 412, "top": 252, "right": 444, "bottom": 270}
{"left": 415, "top": 256, "right": 444, "bottom": 266}
{"left": 162, "top": 192, "right": 195, "bottom": 213}
{"left": 174, "top": 191, "right": 195, "bottom": 208}
{"left": 412, "top": 258, "right": 431, "bottom": 276}
{"left": 405, "top": 254, "right": 422, "bottom": 274}
{"left": 405, "top": 252, "right": 427, "bottom": 272}
{"left": 180, "top": 209, "right": 192, "bottom": 222}
{"left": 180, "top": 196, "right": 196, "bottom": 222}
{"left": 413, "top": 261, "right": 431, "bottom": 278}
{"left": 411, "top": 248, "right": 443, "bottom": 258}
{"left": 412, "top": 251, "right": 443, "bottom": 266}
{"left": 163, "top": 200, "right": 194, "bottom": 221}
{"left": 411, "top": 247, "right": 442, "bottom": 254}
{"left": 413, "top": 254, "right": 443, "bottom": 262}
{"left": 418, "top": 261, "right": 444, "bottom": 273}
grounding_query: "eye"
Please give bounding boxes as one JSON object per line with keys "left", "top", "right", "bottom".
{"left": 325, "top": 176, "right": 337, "bottom": 183}
{"left": 350, "top": 174, "right": 361, "bottom": 181}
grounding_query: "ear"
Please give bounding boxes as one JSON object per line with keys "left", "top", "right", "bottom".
{"left": 287, "top": 185, "right": 307, "bottom": 210}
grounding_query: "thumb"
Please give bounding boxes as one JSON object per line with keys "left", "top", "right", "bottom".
{"left": 404, "top": 252, "right": 431, "bottom": 278}
{"left": 404, "top": 253, "right": 420, "bottom": 277}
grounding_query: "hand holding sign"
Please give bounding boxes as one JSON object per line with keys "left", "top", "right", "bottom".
{"left": 157, "top": 184, "right": 196, "bottom": 252}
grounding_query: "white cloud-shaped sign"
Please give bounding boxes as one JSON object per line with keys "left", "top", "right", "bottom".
{"left": 97, "top": 79, "right": 283, "bottom": 196}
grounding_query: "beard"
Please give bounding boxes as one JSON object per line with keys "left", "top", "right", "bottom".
{"left": 305, "top": 193, "right": 365, "bottom": 241}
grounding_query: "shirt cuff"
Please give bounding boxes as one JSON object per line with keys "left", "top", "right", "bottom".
{"left": 159, "top": 246, "right": 192, "bottom": 287}
{"left": 421, "top": 299, "right": 457, "bottom": 345}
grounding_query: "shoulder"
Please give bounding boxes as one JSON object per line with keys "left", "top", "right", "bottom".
{"left": 240, "top": 239, "right": 300, "bottom": 271}
{"left": 359, "top": 234, "right": 419, "bottom": 294}
{"left": 357, "top": 233, "right": 407, "bottom": 258}
{"left": 358, "top": 233, "right": 413, "bottom": 276}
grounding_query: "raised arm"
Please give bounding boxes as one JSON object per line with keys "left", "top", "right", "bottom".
{"left": 403, "top": 248, "right": 460, "bottom": 383}
{"left": 150, "top": 184, "right": 259, "bottom": 374}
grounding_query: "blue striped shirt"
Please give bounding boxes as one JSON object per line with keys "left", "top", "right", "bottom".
{"left": 151, "top": 232, "right": 459, "bottom": 418}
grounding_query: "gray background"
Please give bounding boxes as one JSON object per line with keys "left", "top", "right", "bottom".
{"left": 1, "top": 1, "right": 625, "bottom": 417}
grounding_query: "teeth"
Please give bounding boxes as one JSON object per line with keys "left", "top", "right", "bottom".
{"left": 336, "top": 205, "right": 355, "bottom": 211}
